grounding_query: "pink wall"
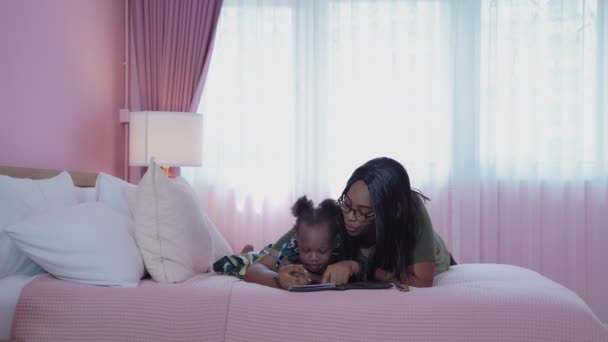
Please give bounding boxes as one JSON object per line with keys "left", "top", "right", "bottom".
{"left": 0, "top": 0, "right": 125, "bottom": 176}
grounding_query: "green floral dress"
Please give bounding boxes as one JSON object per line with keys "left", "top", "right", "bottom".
{"left": 212, "top": 232, "right": 341, "bottom": 278}
{"left": 212, "top": 244, "right": 272, "bottom": 279}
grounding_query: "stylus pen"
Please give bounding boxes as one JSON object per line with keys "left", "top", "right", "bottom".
{"left": 268, "top": 253, "right": 289, "bottom": 267}
{"left": 393, "top": 280, "right": 410, "bottom": 292}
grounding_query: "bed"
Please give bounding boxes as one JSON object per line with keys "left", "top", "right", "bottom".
{"left": 1, "top": 166, "right": 607, "bottom": 342}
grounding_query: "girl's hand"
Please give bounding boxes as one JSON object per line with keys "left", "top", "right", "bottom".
{"left": 321, "top": 260, "right": 360, "bottom": 285}
{"left": 276, "top": 264, "right": 310, "bottom": 289}
{"left": 374, "top": 268, "right": 395, "bottom": 283}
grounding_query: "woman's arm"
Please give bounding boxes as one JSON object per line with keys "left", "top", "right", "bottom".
{"left": 374, "top": 262, "right": 435, "bottom": 287}
{"left": 402, "top": 193, "right": 436, "bottom": 287}
{"left": 405, "top": 262, "right": 434, "bottom": 287}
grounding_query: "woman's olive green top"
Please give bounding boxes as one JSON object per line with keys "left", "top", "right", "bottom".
{"left": 271, "top": 195, "right": 450, "bottom": 277}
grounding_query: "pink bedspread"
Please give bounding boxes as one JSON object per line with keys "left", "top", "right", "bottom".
{"left": 12, "top": 264, "right": 608, "bottom": 342}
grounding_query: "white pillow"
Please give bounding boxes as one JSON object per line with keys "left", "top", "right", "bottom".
{"left": 133, "top": 162, "right": 213, "bottom": 283}
{"left": 96, "top": 172, "right": 136, "bottom": 217}
{"left": 124, "top": 180, "right": 233, "bottom": 262}
{"left": 123, "top": 185, "right": 137, "bottom": 217}
{"left": 6, "top": 202, "right": 144, "bottom": 287}
{"left": 0, "top": 171, "right": 78, "bottom": 278}
{"left": 75, "top": 186, "right": 98, "bottom": 203}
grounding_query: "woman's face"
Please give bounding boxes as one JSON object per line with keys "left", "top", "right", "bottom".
{"left": 341, "top": 180, "right": 375, "bottom": 237}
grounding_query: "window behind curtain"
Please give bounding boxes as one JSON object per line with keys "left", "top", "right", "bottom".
{"left": 195, "top": 0, "right": 606, "bottom": 195}
{"left": 480, "top": 0, "right": 603, "bottom": 180}
{"left": 185, "top": 0, "right": 607, "bottom": 321}
{"left": 195, "top": 2, "right": 297, "bottom": 210}
{"left": 323, "top": 1, "right": 452, "bottom": 190}
{"left": 194, "top": 0, "right": 456, "bottom": 201}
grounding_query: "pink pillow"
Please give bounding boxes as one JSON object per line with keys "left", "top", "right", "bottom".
{"left": 133, "top": 162, "right": 213, "bottom": 283}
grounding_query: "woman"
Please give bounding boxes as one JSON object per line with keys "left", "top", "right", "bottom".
{"left": 244, "top": 157, "right": 452, "bottom": 289}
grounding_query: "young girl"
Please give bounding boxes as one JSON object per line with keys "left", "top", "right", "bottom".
{"left": 215, "top": 196, "right": 340, "bottom": 288}
{"left": 272, "top": 196, "right": 341, "bottom": 284}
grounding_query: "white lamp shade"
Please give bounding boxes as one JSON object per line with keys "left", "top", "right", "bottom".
{"left": 128, "top": 111, "right": 202, "bottom": 167}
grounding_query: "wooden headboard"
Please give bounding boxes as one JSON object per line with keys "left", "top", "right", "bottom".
{"left": 0, "top": 166, "right": 98, "bottom": 187}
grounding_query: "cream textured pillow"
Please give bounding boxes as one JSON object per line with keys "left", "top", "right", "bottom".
{"left": 124, "top": 176, "right": 232, "bottom": 263}
{"left": 134, "top": 162, "right": 213, "bottom": 283}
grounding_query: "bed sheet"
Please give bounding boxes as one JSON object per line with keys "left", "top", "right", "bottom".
{"left": 0, "top": 274, "right": 40, "bottom": 340}
{"left": 11, "top": 264, "right": 608, "bottom": 342}
{"left": 226, "top": 264, "right": 608, "bottom": 341}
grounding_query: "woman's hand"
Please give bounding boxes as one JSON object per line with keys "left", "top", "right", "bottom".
{"left": 276, "top": 264, "right": 310, "bottom": 289}
{"left": 321, "top": 260, "right": 360, "bottom": 285}
{"left": 372, "top": 263, "right": 436, "bottom": 287}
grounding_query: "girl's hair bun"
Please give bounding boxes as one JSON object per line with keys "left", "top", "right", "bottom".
{"left": 291, "top": 196, "right": 314, "bottom": 218}
{"left": 319, "top": 198, "right": 340, "bottom": 215}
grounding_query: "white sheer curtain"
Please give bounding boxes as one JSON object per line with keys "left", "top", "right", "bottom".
{"left": 183, "top": 0, "right": 608, "bottom": 322}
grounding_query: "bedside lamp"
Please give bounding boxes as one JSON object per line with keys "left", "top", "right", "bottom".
{"left": 128, "top": 111, "right": 202, "bottom": 176}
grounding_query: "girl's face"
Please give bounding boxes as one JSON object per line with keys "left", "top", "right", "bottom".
{"left": 296, "top": 223, "right": 334, "bottom": 273}
{"left": 341, "top": 180, "right": 375, "bottom": 237}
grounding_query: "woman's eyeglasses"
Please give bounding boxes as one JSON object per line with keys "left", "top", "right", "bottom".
{"left": 337, "top": 195, "right": 375, "bottom": 222}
